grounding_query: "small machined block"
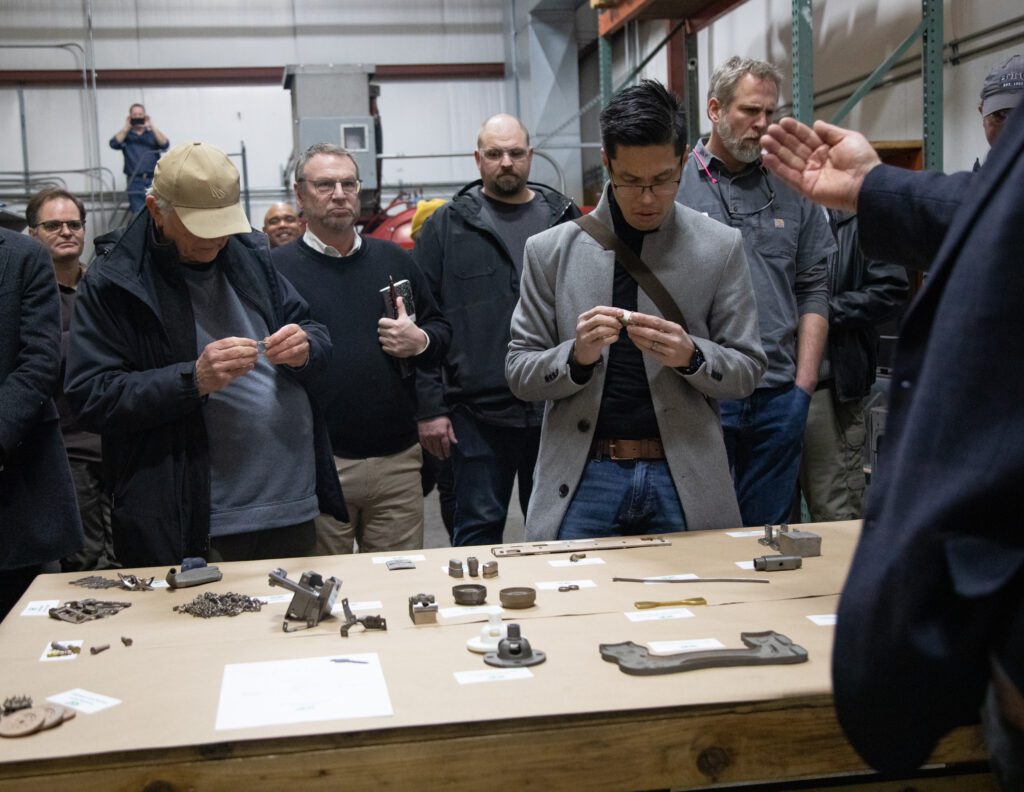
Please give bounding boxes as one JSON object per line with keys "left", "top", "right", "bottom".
{"left": 777, "top": 530, "right": 822, "bottom": 558}
{"left": 481, "top": 561, "right": 498, "bottom": 578}
{"left": 467, "top": 557, "right": 480, "bottom": 577}
{"left": 448, "top": 559, "right": 464, "bottom": 578}
{"left": 408, "top": 593, "right": 438, "bottom": 625}
{"left": 386, "top": 558, "right": 417, "bottom": 571}
{"left": 569, "top": 553, "right": 587, "bottom": 563}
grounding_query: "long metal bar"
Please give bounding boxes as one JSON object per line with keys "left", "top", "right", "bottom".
{"left": 830, "top": 19, "right": 927, "bottom": 125}
{"left": 17, "top": 87, "right": 30, "bottom": 193}
{"left": 791, "top": 0, "right": 814, "bottom": 124}
{"left": 922, "top": 0, "right": 944, "bottom": 171}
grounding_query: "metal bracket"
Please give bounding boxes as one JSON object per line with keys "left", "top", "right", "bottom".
{"left": 268, "top": 568, "right": 341, "bottom": 632}
{"left": 339, "top": 598, "right": 388, "bottom": 637}
{"left": 600, "top": 631, "right": 808, "bottom": 676}
{"left": 408, "top": 593, "right": 437, "bottom": 625}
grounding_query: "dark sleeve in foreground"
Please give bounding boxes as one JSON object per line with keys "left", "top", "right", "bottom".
{"left": 858, "top": 165, "right": 973, "bottom": 272}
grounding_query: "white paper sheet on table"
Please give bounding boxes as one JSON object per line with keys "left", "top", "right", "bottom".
{"left": 215, "top": 653, "right": 392, "bottom": 730}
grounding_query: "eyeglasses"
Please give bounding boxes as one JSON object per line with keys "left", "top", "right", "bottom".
{"left": 608, "top": 156, "right": 683, "bottom": 197}
{"left": 691, "top": 149, "right": 775, "bottom": 220}
{"left": 299, "top": 178, "right": 361, "bottom": 196}
{"left": 34, "top": 220, "right": 84, "bottom": 233}
{"left": 478, "top": 148, "right": 530, "bottom": 162}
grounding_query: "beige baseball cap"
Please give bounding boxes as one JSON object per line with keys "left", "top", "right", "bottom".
{"left": 151, "top": 141, "right": 251, "bottom": 238}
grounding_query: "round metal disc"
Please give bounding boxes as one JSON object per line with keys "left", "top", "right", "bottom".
{"left": 0, "top": 707, "right": 46, "bottom": 738}
{"left": 39, "top": 704, "right": 65, "bottom": 730}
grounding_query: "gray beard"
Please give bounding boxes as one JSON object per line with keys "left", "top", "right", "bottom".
{"left": 717, "top": 117, "right": 761, "bottom": 164}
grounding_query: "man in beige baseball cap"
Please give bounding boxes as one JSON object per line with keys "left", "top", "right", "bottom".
{"left": 65, "top": 140, "right": 348, "bottom": 569}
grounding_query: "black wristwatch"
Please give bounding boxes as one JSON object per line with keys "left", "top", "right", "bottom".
{"left": 677, "top": 344, "right": 705, "bottom": 375}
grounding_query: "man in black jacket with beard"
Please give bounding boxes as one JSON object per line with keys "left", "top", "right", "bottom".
{"left": 66, "top": 141, "right": 345, "bottom": 567}
{"left": 413, "top": 114, "right": 580, "bottom": 547}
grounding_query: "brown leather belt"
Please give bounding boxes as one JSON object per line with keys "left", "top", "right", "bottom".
{"left": 591, "top": 437, "right": 665, "bottom": 460}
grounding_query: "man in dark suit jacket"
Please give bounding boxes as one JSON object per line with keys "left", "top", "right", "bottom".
{"left": 0, "top": 228, "right": 84, "bottom": 619}
{"left": 761, "top": 106, "right": 1024, "bottom": 788}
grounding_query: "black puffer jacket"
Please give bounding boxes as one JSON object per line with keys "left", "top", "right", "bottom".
{"left": 412, "top": 180, "right": 579, "bottom": 420}
{"left": 66, "top": 211, "right": 346, "bottom": 566}
{"left": 826, "top": 211, "right": 910, "bottom": 401}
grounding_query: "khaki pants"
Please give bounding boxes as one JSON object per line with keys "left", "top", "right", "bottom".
{"left": 315, "top": 443, "right": 424, "bottom": 554}
{"left": 799, "top": 387, "right": 866, "bottom": 522}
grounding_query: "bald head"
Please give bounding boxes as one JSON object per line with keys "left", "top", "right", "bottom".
{"left": 263, "top": 202, "right": 302, "bottom": 248}
{"left": 476, "top": 114, "right": 530, "bottom": 150}
{"left": 474, "top": 114, "right": 535, "bottom": 203}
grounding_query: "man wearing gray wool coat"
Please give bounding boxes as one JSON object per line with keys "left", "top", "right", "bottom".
{"left": 506, "top": 81, "right": 766, "bottom": 541}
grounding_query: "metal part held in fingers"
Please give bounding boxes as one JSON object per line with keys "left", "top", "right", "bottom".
{"left": 600, "top": 631, "right": 808, "bottom": 676}
{"left": 452, "top": 584, "right": 487, "bottom": 606}
{"left": 484, "top": 623, "right": 546, "bottom": 668}
{"left": 752, "top": 555, "right": 802, "bottom": 572}
{"left": 268, "top": 568, "right": 341, "bottom": 631}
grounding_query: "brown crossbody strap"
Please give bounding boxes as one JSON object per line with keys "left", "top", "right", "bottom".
{"left": 574, "top": 214, "right": 690, "bottom": 334}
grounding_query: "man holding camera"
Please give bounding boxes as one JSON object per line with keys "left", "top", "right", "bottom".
{"left": 110, "top": 103, "right": 170, "bottom": 214}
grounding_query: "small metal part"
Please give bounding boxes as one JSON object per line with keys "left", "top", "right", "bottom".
{"left": 777, "top": 529, "right": 822, "bottom": 558}
{"left": 466, "top": 556, "right": 480, "bottom": 577}
{"left": 617, "top": 309, "right": 632, "bottom": 327}
{"left": 612, "top": 576, "right": 769, "bottom": 584}
{"left": 557, "top": 584, "right": 580, "bottom": 592}
{"left": 499, "top": 587, "right": 536, "bottom": 609}
{"left": 2, "top": 696, "right": 32, "bottom": 716}
{"left": 49, "top": 599, "right": 131, "bottom": 623}
{"left": 633, "top": 598, "right": 708, "bottom": 609}
{"left": 569, "top": 553, "right": 587, "bottom": 563}
{"left": 339, "top": 598, "right": 388, "bottom": 637}
{"left": 0, "top": 707, "right": 46, "bottom": 738}
{"left": 600, "top": 631, "right": 808, "bottom": 676}
{"left": 484, "top": 624, "right": 546, "bottom": 668}
{"left": 68, "top": 575, "right": 121, "bottom": 589}
{"left": 448, "top": 559, "right": 464, "bottom": 578}
{"left": 493, "top": 536, "right": 671, "bottom": 557}
{"left": 452, "top": 584, "right": 487, "bottom": 606}
{"left": 47, "top": 641, "right": 80, "bottom": 658}
{"left": 752, "top": 554, "right": 803, "bottom": 572}
{"left": 408, "top": 593, "right": 438, "bottom": 625}
{"left": 166, "top": 564, "right": 222, "bottom": 589}
{"left": 38, "top": 704, "right": 65, "bottom": 730}
{"left": 120, "top": 636, "right": 133, "bottom": 647}
{"left": 90, "top": 644, "right": 110, "bottom": 655}
{"left": 268, "top": 568, "right": 341, "bottom": 631}
{"left": 481, "top": 561, "right": 498, "bottom": 578}
{"left": 386, "top": 558, "right": 416, "bottom": 571}
{"left": 173, "top": 592, "right": 263, "bottom": 618}
{"left": 256, "top": 338, "right": 268, "bottom": 355}
{"left": 117, "top": 573, "right": 154, "bottom": 591}
{"left": 758, "top": 523, "right": 778, "bottom": 549}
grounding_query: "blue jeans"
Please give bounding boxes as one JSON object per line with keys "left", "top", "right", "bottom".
{"left": 450, "top": 411, "right": 540, "bottom": 547}
{"left": 720, "top": 384, "right": 811, "bottom": 526}
{"left": 557, "top": 458, "right": 688, "bottom": 540}
{"left": 127, "top": 174, "right": 152, "bottom": 213}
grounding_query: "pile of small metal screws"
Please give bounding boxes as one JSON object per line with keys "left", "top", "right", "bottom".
{"left": 173, "top": 592, "right": 263, "bottom": 618}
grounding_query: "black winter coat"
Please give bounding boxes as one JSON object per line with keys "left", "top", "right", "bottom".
{"left": 826, "top": 210, "right": 909, "bottom": 401}
{"left": 412, "top": 180, "right": 579, "bottom": 419}
{"left": 65, "top": 212, "right": 345, "bottom": 567}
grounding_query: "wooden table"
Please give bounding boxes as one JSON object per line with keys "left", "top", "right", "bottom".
{"left": 0, "top": 522, "right": 990, "bottom": 791}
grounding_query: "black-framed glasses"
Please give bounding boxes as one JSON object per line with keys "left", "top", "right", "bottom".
{"left": 608, "top": 156, "right": 684, "bottom": 197}
{"left": 478, "top": 147, "right": 530, "bottom": 162}
{"left": 33, "top": 220, "right": 84, "bottom": 233}
{"left": 298, "top": 178, "right": 361, "bottom": 196}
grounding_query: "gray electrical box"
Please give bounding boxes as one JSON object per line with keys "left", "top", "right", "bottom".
{"left": 283, "top": 64, "right": 380, "bottom": 203}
